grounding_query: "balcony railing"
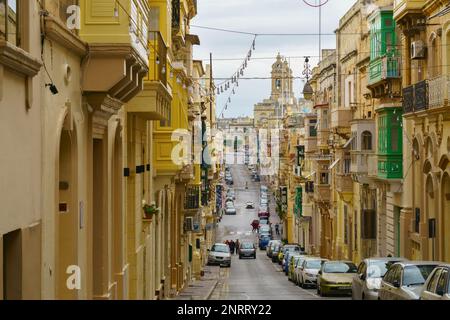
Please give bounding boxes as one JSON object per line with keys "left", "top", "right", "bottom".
{"left": 368, "top": 55, "right": 401, "bottom": 86}
{"left": 403, "top": 80, "right": 429, "bottom": 113}
{"left": 429, "top": 75, "right": 450, "bottom": 108}
{"left": 148, "top": 31, "right": 167, "bottom": 87}
{"left": 185, "top": 185, "right": 200, "bottom": 210}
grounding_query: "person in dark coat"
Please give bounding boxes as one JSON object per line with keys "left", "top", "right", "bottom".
{"left": 229, "top": 240, "right": 236, "bottom": 254}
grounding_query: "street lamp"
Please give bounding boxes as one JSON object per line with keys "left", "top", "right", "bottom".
{"left": 302, "top": 57, "right": 313, "bottom": 101}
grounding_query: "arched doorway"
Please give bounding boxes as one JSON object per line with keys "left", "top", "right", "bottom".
{"left": 57, "top": 120, "right": 78, "bottom": 299}
{"left": 442, "top": 174, "right": 450, "bottom": 262}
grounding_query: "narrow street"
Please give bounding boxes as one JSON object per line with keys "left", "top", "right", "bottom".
{"left": 209, "top": 164, "right": 350, "bottom": 300}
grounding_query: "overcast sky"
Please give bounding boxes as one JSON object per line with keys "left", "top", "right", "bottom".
{"left": 192, "top": 0, "right": 357, "bottom": 118}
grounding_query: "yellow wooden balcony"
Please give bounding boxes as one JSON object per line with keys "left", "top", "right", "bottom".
{"left": 127, "top": 31, "right": 171, "bottom": 120}
{"left": 394, "top": 0, "right": 426, "bottom": 21}
{"left": 80, "top": 0, "right": 150, "bottom": 105}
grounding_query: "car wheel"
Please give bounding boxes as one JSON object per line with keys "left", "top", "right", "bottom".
{"left": 317, "top": 285, "right": 321, "bottom": 295}
{"left": 362, "top": 293, "right": 365, "bottom": 300}
{"left": 239, "top": 255, "right": 242, "bottom": 259}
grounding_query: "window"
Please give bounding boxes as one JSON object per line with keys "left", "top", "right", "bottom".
{"left": 362, "top": 131, "right": 373, "bottom": 150}
{"left": 320, "top": 172, "right": 329, "bottom": 185}
{"left": 0, "top": 0, "right": 20, "bottom": 47}
{"left": 322, "top": 110, "right": 328, "bottom": 129}
{"left": 403, "top": 265, "right": 437, "bottom": 286}
{"left": 436, "top": 269, "right": 449, "bottom": 295}
{"left": 427, "top": 268, "right": 442, "bottom": 293}
{"left": 309, "top": 120, "right": 317, "bottom": 137}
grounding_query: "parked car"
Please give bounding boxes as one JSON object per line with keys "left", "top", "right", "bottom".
{"left": 379, "top": 261, "right": 439, "bottom": 300}
{"left": 207, "top": 243, "right": 231, "bottom": 267}
{"left": 226, "top": 189, "right": 236, "bottom": 200}
{"left": 259, "top": 234, "right": 271, "bottom": 250}
{"left": 272, "top": 243, "right": 282, "bottom": 263}
{"left": 225, "top": 203, "right": 237, "bottom": 215}
{"left": 238, "top": 242, "right": 256, "bottom": 259}
{"left": 266, "top": 240, "right": 282, "bottom": 257}
{"left": 283, "top": 249, "right": 307, "bottom": 275}
{"left": 260, "top": 198, "right": 269, "bottom": 206}
{"left": 258, "top": 208, "right": 270, "bottom": 219}
{"left": 288, "top": 255, "right": 305, "bottom": 282}
{"left": 259, "top": 224, "right": 271, "bottom": 236}
{"left": 246, "top": 201, "right": 255, "bottom": 209}
{"left": 317, "top": 261, "right": 358, "bottom": 297}
{"left": 420, "top": 264, "right": 450, "bottom": 300}
{"left": 298, "top": 258, "right": 328, "bottom": 288}
{"left": 279, "top": 245, "right": 302, "bottom": 266}
{"left": 352, "top": 257, "right": 407, "bottom": 300}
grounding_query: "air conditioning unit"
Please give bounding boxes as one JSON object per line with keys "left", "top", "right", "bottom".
{"left": 411, "top": 40, "right": 426, "bottom": 59}
{"left": 184, "top": 217, "right": 194, "bottom": 232}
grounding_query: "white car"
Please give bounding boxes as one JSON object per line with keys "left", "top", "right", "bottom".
{"left": 420, "top": 264, "right": 450, "bottom": 300}
{"left": 292, "top": 256, "right": 312, "bottom": 284}
{"left": 379, "top": 261, "right": 440, "bottom": 300}
{"left": 298, "top": 258, "right": 328, "bottom": 288}
{"left": 352, "top": 257, "right": 407, "bottom": 300}
{"left": 208, "top": 243, "right": 231, "bottom": 267}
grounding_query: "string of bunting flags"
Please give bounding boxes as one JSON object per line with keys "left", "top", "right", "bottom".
{"left": 218, "top": 35, "right": 257, "bottom": 118}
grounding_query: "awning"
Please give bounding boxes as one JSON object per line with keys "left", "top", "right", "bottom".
{"left": 305, "top": 171, "right": 316, "bottom": 179}
{"left": 329, "top": 158, "right": 341, "bottom": 170}
{"left": 343, "top": 136, "right": 355, "bottom": 148}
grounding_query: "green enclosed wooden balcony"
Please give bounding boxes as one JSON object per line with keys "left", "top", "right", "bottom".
{"left": 377, "top": 107, "right": 403, "bottom": 179}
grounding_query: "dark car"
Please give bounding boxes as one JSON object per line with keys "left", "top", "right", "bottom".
{"left": 239, "top": 242, "right": 256, "bottom": 259}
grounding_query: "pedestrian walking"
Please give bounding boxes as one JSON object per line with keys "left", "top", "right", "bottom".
{"left": 251, "top": 220, "right": 259, "bottom": 233}
{"left": 275, "top": 223, "right": 280, "bottom": 236}
{"left": 229, "top": 240, "right": 236, "bottom": 255}
{"left": 235, "top": 239, "right": 240, "bottom": 253}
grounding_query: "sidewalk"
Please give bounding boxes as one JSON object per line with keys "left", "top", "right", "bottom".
{"left": 172, "top": 265, "right": 221, "bottom": 300}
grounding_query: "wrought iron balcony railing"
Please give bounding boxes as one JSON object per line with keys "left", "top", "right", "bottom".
{"left": 185, "top": 185, "right": 200, "bottom": 210}
{"left": 403, "top": 80, "right": 429, "bottom": 114}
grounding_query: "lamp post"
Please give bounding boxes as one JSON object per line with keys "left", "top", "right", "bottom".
{"left": 302, "top": 56, "right": 313, "bottom": 101}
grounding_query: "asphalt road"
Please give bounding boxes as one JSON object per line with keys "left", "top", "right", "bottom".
{"left": 210, "top": 164, "right": 350, "bottom": 300}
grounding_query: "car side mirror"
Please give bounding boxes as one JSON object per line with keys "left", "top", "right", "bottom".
{"left": 359, "top": 273, "right": 366, "bottom": 281}
{"left": 318, "top": 270, "right": 322, "bottom": 275}
{"left": 393, "top": 280, "right": 401, "bottom": 288}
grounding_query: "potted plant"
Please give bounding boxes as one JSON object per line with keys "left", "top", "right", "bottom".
{"left": 142, "top": 200, "right": 160, "bottom": 220}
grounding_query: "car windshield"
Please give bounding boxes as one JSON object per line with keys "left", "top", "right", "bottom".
{"left": 286, "top": 246, "right": 300, "bottom": 252}
{"left": 241, "top": 243, "right": 254, "bottom": 249}
{"left": 261, "top": 236, "right": 270, "bottom": 240}
{"left": 367, "top": 260, "right": 401, "bottom": 278}
{"left": 212, "top": 245, "right": 229, "bottom": 253}
{"left": 305, "top": 260, "right": 323, "bottom": 269}
{"left": 403, "top": 265, "right": 437, "bottom": 286}
{"left": 323, "top": 262, "right": 357, "bottom": 273}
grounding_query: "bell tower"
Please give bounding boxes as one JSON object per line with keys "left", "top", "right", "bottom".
{"left": 271, "top": 53, "right": 294, "bottom": 102}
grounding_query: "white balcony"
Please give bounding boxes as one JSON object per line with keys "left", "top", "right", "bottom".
{"left": 429, "top": 75, "right": 450, "bottom": 109}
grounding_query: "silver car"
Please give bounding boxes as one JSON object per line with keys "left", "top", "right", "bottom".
{"left": 298, "top": 258, "right": 328, "bottom": 288}
{"left": 207, "top": 243, "right": 231, "bottom": 267}
{"left": 420, "top": 264, "right": 450, "bottom": 300}
{"left": 352, "top": 257, "right": 407, "bottom": 300}
{"left": 379, "top": 261, "right": 440, "bottom": 300}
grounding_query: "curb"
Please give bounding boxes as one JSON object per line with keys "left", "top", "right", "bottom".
{"left": 204, "top": 279, "right": 219, "bottom": 300}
